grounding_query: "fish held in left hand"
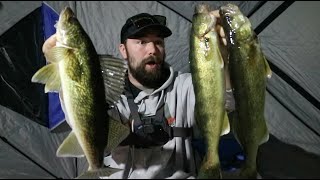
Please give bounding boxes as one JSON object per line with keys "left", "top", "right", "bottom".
{"left": 31, "top": 7, "right": 129, "bottom": 179}
{"left": 220, "top": 3, "right": 272, "bottom": 179}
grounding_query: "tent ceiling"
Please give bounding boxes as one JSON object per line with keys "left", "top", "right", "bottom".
{"left": 0, "top": 1, "right": 41, "bottom": 36}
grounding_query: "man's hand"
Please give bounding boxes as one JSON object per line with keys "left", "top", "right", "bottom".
{"left": 210, "top": 10, "right": 227, "bottom": 59}
{"left": 211, "top": 10, "right": 232, "bottom": 91}
{"left": 42, "top": 34, "right": 57, "bottom": 58}
{"left": 42, "top": 33, "right": 65, "bottom": 101}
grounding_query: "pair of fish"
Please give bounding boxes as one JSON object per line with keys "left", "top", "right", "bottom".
{"left": 189, "top": 3, "right": 272, "bottom": 179}
{"left": 189, "top": 4, "right": 230, "bottom": 179}
{"left": 31, "top": 7, "right": 130, "bottom": 179}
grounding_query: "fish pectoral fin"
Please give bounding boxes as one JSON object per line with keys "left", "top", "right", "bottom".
{"left": 76, "top": 167, "right": 122, "bottom": 179}
{"left": 220, "top": 111, "right": 230, "bottom": 136}
{"left": 263, "top": 57, "right": 272, "bottom": 79}
{"left": 99, "top": 54, "right": 128, "bottom": 105}
{"left": 104, "top": 117, "right": 130, "bottom": 155}
{"left": 31, "top": 63, "right": 61, "bottom": 93}
{"left": 56, "top": 131, "right": 85, "bottom": 157}
{"left": 46, "top": 46, "right": 71, "bottom": 63}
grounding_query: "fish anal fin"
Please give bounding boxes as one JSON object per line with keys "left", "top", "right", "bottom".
{"left": 56, "top": 131, "right": 85, "bottom": 157}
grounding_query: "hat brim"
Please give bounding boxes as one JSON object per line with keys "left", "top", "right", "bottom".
{"left": 127, "top": 24, "right": 172, "bottom": 39}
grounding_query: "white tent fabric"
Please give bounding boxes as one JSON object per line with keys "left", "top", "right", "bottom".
{"left": 0, "top": 105, "right": 73, "bottom": 178}
{"left": 0, "top": 1, "right": 319, "bottom": 178}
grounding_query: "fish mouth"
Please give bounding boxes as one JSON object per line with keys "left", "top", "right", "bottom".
{"left": 220, "top": 3, "right": 239, "bottom": 16}
{"left": 219, "top": 4, "right": 244, "bottom": 31}
{"left": 57, "top": 7, "right": 76, "bottom": 28}
{"left": 60, "top": 7, "right": 75, "bottom": 19}
{"left": 55, "top": 7, "right": 76, "bottom": 47}
{"left": 195, "top": 4, "right": 210, "bottom": 14}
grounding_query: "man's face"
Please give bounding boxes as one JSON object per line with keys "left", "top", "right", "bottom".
{"left": 121, "top": 33, "right": 169, "bottom": 88}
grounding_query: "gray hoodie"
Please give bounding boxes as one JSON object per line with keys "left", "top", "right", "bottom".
{"left": 103, "top": 66, "right": 235, "bottom": 179}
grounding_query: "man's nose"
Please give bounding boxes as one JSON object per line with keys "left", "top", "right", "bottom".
{"left": 146, "top": 42, "right": 158, "bottom": 55}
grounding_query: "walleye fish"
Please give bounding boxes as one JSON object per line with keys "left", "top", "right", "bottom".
{"left": 189, "top": 4, "right": 230, "bottom": 179}
{"left": 31, "top": 7, "right": 129, "bottom": 179}
{"left": 219, "top": 3, "right": 272, "bottom": 178}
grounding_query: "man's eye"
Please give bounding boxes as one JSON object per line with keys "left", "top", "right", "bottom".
{"left": 155, "top": 41, "right": 164, "bottom": 46}
{"left": 138, "top": 40, "right": 146, "bottom": 44}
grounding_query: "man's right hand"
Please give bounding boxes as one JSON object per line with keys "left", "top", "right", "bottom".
{"left": 42, "top": 34, "right": 65, "bottom": 101}
{"left": 42, "top": 34, "right": 57, "bottom": 58}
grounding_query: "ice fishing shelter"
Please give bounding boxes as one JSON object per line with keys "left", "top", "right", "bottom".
{"left": 0, "top": 1, "right": 319, "bottom": 178}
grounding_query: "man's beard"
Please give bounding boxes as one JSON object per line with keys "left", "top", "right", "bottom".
{"left": 128, "top": 54, "right": 170, "bottom": 89}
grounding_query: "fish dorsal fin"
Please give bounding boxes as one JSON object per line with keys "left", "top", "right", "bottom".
{"left": 56, "top": 131, "right": 85, "bottom": 157}
{"left": 99, "top": 55, "right": 128, "bottom": 105}
{"left": 104, "top": 117, "right": 130, "bottom": 155}
{"left": 31, "top": 63, "right": 61, "bottom": 93}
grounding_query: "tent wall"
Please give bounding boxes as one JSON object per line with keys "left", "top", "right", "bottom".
{"left": 0, "top": 3, "right": 49, "bottom": 127}
{"left": 0, "top": 105, "right": 75, "bottom": 178}
{"left": 45, "top": 1, "right": 193, "bottom": 73}
{"left": 258, "top": 1, "right": 320, "bottom": 155}
{"left": 0, "top": 1, "right": 319, "bottom": 178}
{"left": 44, "top": 0, "right": 320, "bottom": 155}
{"left": 0, "top": 1, "right": 41, "bottom": 36}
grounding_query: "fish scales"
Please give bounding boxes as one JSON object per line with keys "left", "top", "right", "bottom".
{"left": 220, "top": 3, "right": 271, "bottom": 179}
{"left": 32, "top": 7, "right": 129, "bottom": 178}
{"left": 189, "top": 4, "right": 230, "bottom": 179}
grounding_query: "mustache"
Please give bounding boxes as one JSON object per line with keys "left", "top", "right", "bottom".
{"left": 142, "top": 56, "right": 162, "bottom": 65}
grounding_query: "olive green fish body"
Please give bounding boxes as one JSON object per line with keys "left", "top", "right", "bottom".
{"left": 56, "top": 8, "right": 108, "bottom": 170}
{"left": 32, "top": 7, "right": 129, "bottom": 178}
{"left": 220, "top": 4, "right": 271, "bottom": 178}
{"left": 190, "top": 4, "right": 229, "bottom": 178}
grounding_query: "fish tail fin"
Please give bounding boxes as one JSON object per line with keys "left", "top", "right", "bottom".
{"left": 75, "top": 167, "right": 122, "bottom": 179}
